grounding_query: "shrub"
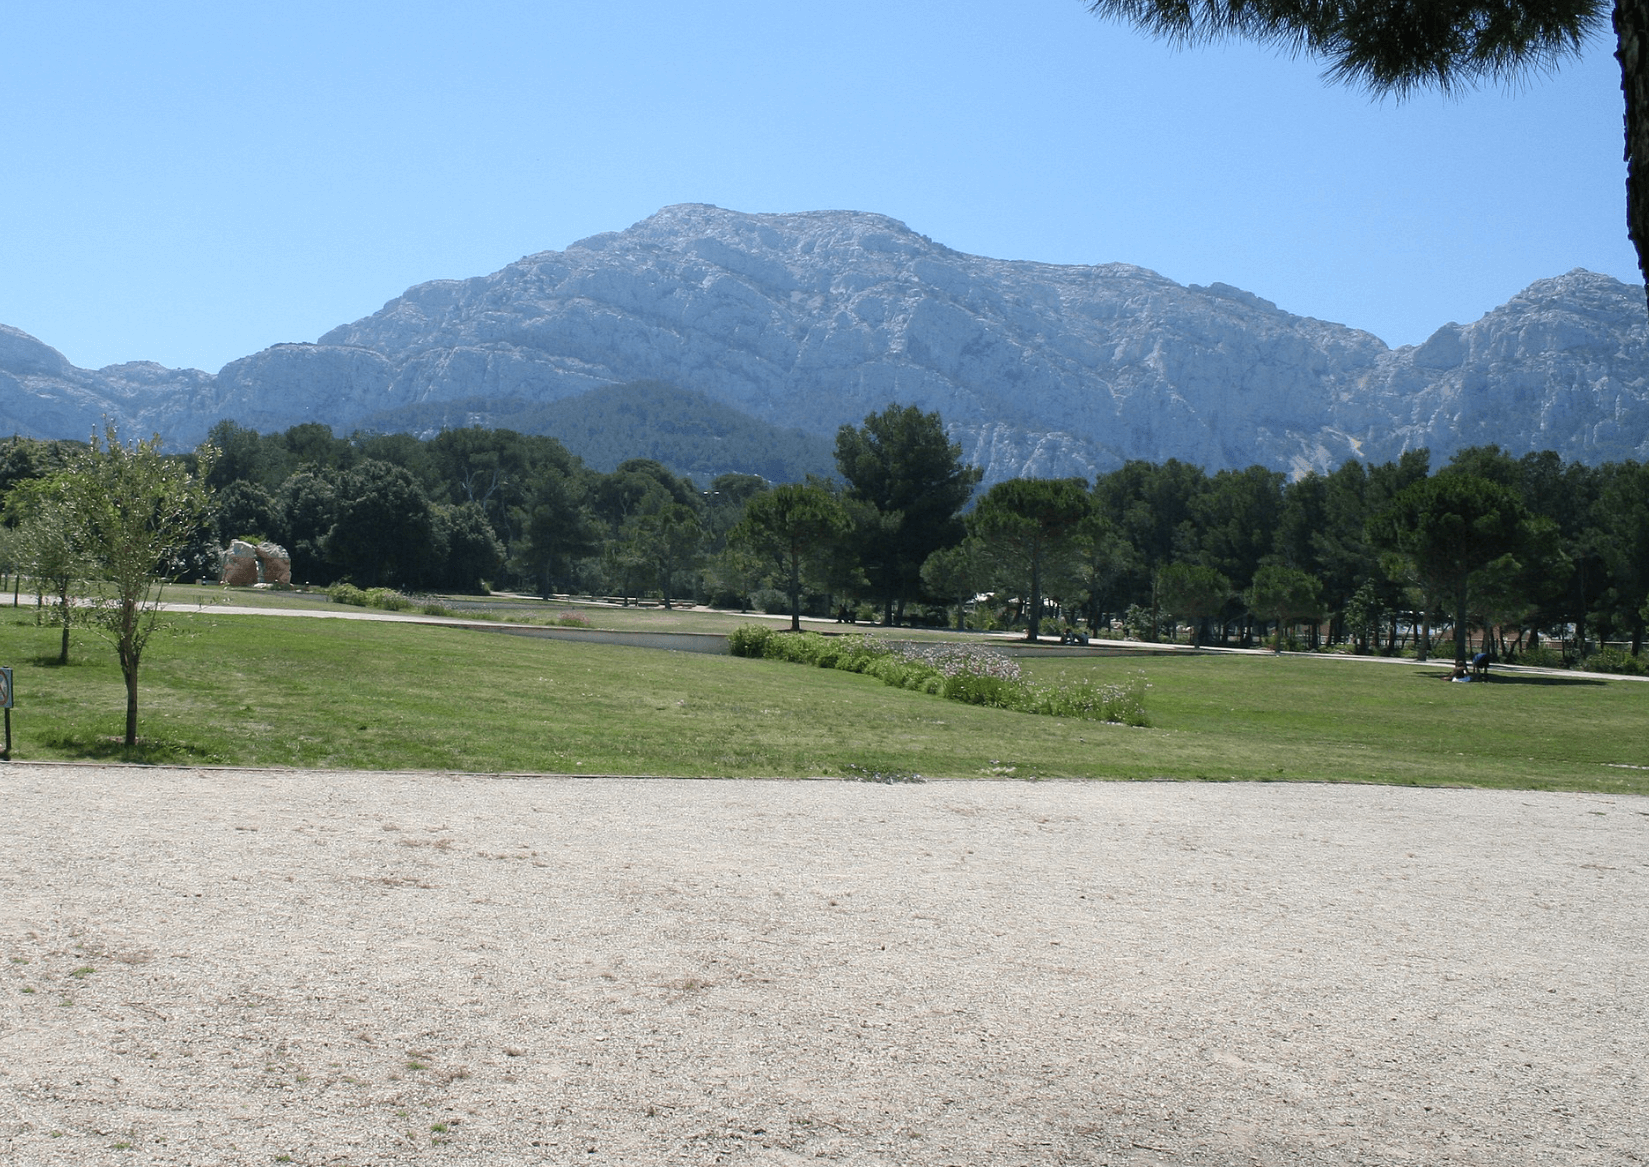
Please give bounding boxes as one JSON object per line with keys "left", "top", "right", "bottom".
{"left": 366, "top": 588, "right": 412, "bottom": 611}
{"left": 1512, "top": 644, "right": 1566, "bottom": 669}
{"left": 941, "top": 673, "right": 1019, "bottom": 708}
{"left": 761, "top": 631, "right": 830, "bottom": 665}
{"left": 1585, "top": 646, "right": 1647, "bottom": 675}
{"left": 728, "top": 624, "right": 775, "bottom": 658}
{"left": 727, "top": 625, "right": 1148, "bottom": 725}
{"left": 327, "top": 583, "right": 369, "bottom": 607}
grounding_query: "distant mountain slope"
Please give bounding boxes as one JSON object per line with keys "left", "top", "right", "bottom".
{"left": 3, "top": 205, "right": 1646, "bottom": 482}
{"left": 359, "top": 380, "right": 836, "bottom": 482}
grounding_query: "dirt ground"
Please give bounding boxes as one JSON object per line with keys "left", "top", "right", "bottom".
{"left": 1, "top": 765, "right": 1645, "bottom": 1166}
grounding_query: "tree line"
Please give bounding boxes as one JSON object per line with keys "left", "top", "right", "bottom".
{"left": 4, "top": 408, "right": 1648, "bottom": 672}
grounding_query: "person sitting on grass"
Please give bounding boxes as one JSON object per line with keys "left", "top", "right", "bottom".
{"left": 1450, "top": 662, "right": 1473, "bottom": 682}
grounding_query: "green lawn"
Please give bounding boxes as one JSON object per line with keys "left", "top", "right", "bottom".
{"left": 161, "top": 582, "right": 986, "bottom": 639}
{"left": 1, "top": 611, "right": 1643, "bottom": 794}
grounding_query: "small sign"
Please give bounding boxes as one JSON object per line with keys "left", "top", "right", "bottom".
{"left": 0, "top": 667, "right": 10, "bottom": 709}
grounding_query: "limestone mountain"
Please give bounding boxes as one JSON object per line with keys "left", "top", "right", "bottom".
{"left": 2, "top": 205, "right": 1645, "bottom": 483}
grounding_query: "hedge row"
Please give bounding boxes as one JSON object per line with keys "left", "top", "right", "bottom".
{"left": 727, "top": 626, "right": 1148, "bottom": 725}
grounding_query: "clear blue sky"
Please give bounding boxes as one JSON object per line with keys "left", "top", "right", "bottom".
{"left": 1, "top": 1, "right": 1636, "bottom": 373}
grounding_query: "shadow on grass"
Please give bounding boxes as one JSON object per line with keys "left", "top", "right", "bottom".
{"left": 1421, "top": 671, "right": 1610, "bottom": 688}
{"left": 1486, "top": 674, "right": 1613, "bottom": 687}
{"left": 35, "top": 732, "right": 228, "bottom": 765}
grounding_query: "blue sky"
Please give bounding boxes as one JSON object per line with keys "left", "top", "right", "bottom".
{"left": 1, "top": 1, "right": 1636, "bottom": 373}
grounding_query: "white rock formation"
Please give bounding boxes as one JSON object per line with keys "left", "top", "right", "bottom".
{"left": 3, "top": 208, "right": 1646, "bottom": 482}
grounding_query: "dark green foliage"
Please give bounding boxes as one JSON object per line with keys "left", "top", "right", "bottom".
{"left": 1155, "top": 561, "right": 1231, "bottom": 646}
{"left": 1085, "top": 1, "right": 1603, "bottom": 96}
{"left": 322, "top": 460, "right": 437, "bottom": 589}
{"left": 1247, "top": 563, "right": 1324, "bottom": 653}
{"left": 1594, "top": 460, "right": 1649, "bottom": 654}
{"left": 0, "top": 436, "right": 83, "bottom": 499}
{"left": 171, "top": 410, "right": 1649, "bottom": 669}
{"left": 920, "top": 538, "right": 991, "bottom": 630}
{"left": 835, "top": 405, "right": 981, "bottom": 624}
{"left": 271, "top": 470, "right": 340, "bottom": 584}
{"left": 968, "top": 477, "right": 1094, "bottom": 640}
{"left": 430, "top": 501, "right": 504, "bottom": 593}
{"left": 730, "top": 484, "right": 851, "bottom": 630}
{"left": 1192, "top": 466, "right": 1284, "bottom": 590}
{"left": 213, "top": 480, "right": 281, "bottom": 546}
{"left": 1370, "top": 473, "right": 1533, "bottom": 663}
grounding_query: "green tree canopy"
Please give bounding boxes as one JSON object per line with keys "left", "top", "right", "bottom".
{"left": 59, "top": 427, "right": 216, "bottom": 746}
{"left": 4, "top": 478, "right": 93, "bottom": 664}
{"left": 1155, "top": 561, "right": 1232, "bottom": 647}
{"left": 1370, "top": 472, "right": 1534, "bottom": 663}
{"left": 968, "top": 477, "right": 1094, "bottom": 641}
{"left": 921, "top": 538, "right": 993, "bottom": 631}
{"left": 835, "top": 405, "right": 981, "bottom": 624}
{"left": 730, "top": 483, "right": 851, "bottom": 631}
{"left": 322, "top": 460, "right": 437, "bottom": 589}
{"left": 1247, "top": 562, "right": 1324, "bottom": 653}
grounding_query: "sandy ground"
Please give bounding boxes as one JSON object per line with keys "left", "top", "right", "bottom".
{"left": 1, "top": 766, "right": 1645, "bottom": 1167}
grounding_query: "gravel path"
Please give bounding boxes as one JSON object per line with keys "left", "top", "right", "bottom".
{"left": 1, "top": 766, "right": 1645, "bottom": 1166}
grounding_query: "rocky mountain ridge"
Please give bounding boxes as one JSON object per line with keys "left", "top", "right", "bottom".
{"left": 3, "top": 204, "right": 1646, "bottom": 483}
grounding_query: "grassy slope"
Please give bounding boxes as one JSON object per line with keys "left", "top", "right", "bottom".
{"left": 1, "top": 612, "right": 1643, "bottom": 794}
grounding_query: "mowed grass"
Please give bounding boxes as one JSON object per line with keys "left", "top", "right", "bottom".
{"left": 162, "top": 583, "right": 977, "bottom": 639}
{"left": 0, "top": 611, "right": 1644, "bottom": 793}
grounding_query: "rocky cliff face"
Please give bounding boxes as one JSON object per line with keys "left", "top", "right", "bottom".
{"left": 3, "top": 205, "right": 1646, "bottom": 483}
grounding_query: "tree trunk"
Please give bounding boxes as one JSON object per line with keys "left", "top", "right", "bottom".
{"left": 123, "top": 654, "right": 139, "bottom": 747}
{"left": 57, "top": 580, "right": 71, "bottom": 665}
{"left": 787, "top": 550, "right": 802, "bottom": 632}
{"left": 1453, "top": 579, "right": 1471, "bottom": 665}
{"left": 1025, "top": 551, "right": 1043, "bottom": 641}
{"left": 1618, "top": 0, "right": 1649, "bottom": 310}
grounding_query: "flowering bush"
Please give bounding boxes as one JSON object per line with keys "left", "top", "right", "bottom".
{"left": 725, "top": 626, "right": 1147, "bottom": 725}
{"left": 327, "top": 583, "right": 413, "bottom": 611}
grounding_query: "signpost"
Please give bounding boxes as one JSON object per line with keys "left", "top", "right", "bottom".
{"left": 1, "top": 666, "right": 11, "bottom": 760}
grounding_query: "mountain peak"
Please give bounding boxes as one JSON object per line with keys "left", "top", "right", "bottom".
{"left": 2, "top": 207, "right": 1645, "bottom": 475}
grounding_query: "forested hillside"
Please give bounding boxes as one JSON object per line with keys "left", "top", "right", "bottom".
{"left": 355, "top": 381, "right": 834, "bottom": 481}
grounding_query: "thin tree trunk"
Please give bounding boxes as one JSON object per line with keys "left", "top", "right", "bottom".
{"left": 1454, "top": 580, "right": 1471, "bottom": 665}
{"left": 787, "top": 547, "right": 802, "bottom": 632}
{"left": 1025, "top": 551, "right": 1043, "bottom": 641}
{"left": 123, "top": 655, "right": 139, "bottom": 747}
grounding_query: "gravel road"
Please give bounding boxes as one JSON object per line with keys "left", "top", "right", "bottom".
{"left": 2, "top": 766, "right": 1645, "bottom": 1166}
